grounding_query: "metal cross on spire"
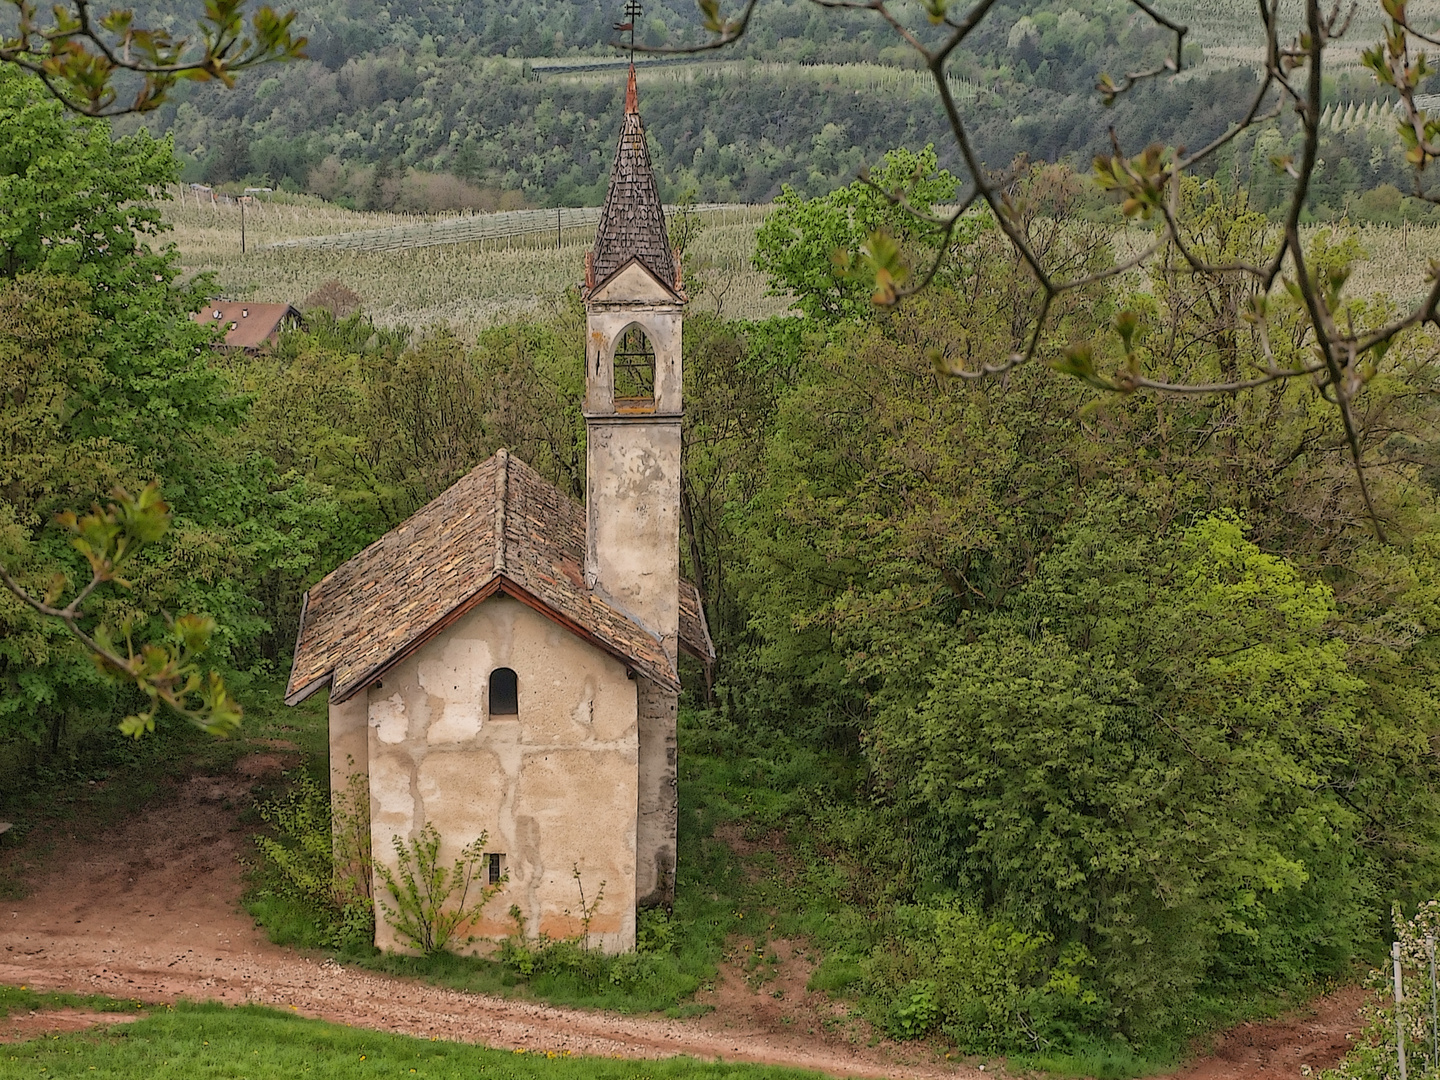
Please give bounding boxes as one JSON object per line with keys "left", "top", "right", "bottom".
{"left": 613, "top": 0, "right": 643, "bottom": 64}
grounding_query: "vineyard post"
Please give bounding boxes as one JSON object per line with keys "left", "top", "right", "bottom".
{"left": 1429, "top": 932, "right": 1437, "bottom": 1073}
{"left": 240, "top": 196, "right": 248, "bottom": 255}
{"left": 1396, "top": 940, "right": 1409, "bottom": 1080}
{"left": 557, "top": 207, "right": 561, "bottom": 250}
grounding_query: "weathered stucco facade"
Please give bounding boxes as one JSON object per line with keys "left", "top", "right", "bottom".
{"left": 356, "top": 595, "right": 638, "bottom": 951}
{"left": 328, "top": 595, "right": 679, "bottom": 948}
{"left": 288, "top": 66, "right": 710, "bottom": 957}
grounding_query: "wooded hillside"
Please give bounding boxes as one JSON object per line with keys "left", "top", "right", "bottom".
{"left": 115, "top": 0, "right": 1438, "bottom": 221}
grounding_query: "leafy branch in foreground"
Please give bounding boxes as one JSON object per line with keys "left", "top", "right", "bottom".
{"left": 661, "top": 0, "right": 1440, "bottom": 538}
{"left": 0, "top": 482, "right": 242, "bottom": 738}
{"left": 1, "top": 0, "right": 305, "bottom": 116}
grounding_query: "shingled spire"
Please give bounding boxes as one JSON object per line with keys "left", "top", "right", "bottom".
{"left": 590, "top": 66, "right": 676, "bottom": 292}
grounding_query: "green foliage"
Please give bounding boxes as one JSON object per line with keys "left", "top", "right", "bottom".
{"left": 887, "top": 981, "right": 940, "bottom": 1040}
{"left": 376, "top": 823, "right": 505, "bottom": 956}
{"left": 866, "top": 903, "right": 1103, "bottom": 1050}
{"left": 875, "top": 512, "right": 1380, "bottom": 1022}
{"left": 1, "top": 0, "right": 304, "bottom": 117}
{"left": 142, "top": 19, "right": 1272, "bottom": 207}
{"left": 250, "top": 828, "right": 333, "bottom": 940}
{"left": 1, "top": 482, "right": 242, "bottom": 738}
{"left": 252, "top": 765, "right": 372, "bottom": 950}
{"left": 752, "top": 146, "right": 972, "bottom": 321}
{"left": 707, "top": 159, "right": 1440, "bottom": 1055}
{"left": 636, "top": 907, "right": 677, "bottom": 955}
{"left": 0, "top": 69, "right": 176, "bottom": 282}
{"left": 0, "top": 64, "right": 347, "bottom": 756}
{"left": 5, "top": 103, "right": 1440, "bottom": 1064}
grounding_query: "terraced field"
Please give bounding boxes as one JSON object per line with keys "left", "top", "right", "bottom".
{"left": 162, "top": 193, "right": 1439, "bottom": 333}
{"left": 165, "top": 197, "right": 783, "bottom": 330}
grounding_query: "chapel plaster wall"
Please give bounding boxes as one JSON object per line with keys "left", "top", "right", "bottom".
{"left": 364, "top": 594, "right": 639, "bottom": 954}
{"left": 329, "top": 692, "right": 369, "bottom": 801}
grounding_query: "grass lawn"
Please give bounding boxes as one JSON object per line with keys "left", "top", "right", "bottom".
{"left": 0, "top": 992, "right": 819, "bottom": 1080}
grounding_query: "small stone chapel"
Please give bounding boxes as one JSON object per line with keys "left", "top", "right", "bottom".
{"left": 284, "top": 68, "right": 714, "bottom": 954}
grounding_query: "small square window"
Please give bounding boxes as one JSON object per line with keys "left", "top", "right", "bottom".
{"left": 488, "top": 853, "right": 505, "bottom": 885}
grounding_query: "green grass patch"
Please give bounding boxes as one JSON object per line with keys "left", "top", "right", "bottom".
{"left": 244, "top": 890, "right": 339, "bottom": 952}
{"left": 0, "top": 997, "right": 822, "bottom": 1079}
{"left": 0, "top": 985, "right": 145, "bottom": 1020}
{"left": 1010, "top": 1036, "right": 1178, "bottom": 1080}
{"left": 805, "top": 957, "right": 863, "bottom": 998}
{"left": 295, "top": 918, "right": 711, "bottom": 1015}
{"left": 231, "top": 672, "right": 330, "bottom": 760}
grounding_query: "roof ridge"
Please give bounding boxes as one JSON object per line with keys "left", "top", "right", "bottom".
{"left": 493, "top": 447, "right": 509, "bottom": 576}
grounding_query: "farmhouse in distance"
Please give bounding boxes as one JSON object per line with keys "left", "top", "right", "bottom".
{"left": 192, "top": 301, "right": 303, "bottom": 350}
{"left": 283, "top": 67, "right": 714, "bottom": 954}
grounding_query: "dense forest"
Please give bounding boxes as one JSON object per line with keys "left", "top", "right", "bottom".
{"left": 5, "top": 56, "right": 1440, "bottom": 1061}
{"left": 110, "top": 0, "right": 1438, "bottom": 220}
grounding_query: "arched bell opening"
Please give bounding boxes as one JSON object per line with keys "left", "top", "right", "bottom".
{"left": 611, "top": 324, "right": 656, "bottom": 413}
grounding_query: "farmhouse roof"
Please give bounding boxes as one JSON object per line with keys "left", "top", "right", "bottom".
{"left": 286, "top": 449, "right": 713, "bottom": 706}
{"left": 192, "top": 301, "right": 302, "bottom": 350}
{"left": 589, "top": 65, "right": 677, "bottom": 294}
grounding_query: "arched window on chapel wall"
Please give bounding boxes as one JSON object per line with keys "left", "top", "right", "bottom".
{"left": 489, "top": 667, "right": 518, "bottom": 716}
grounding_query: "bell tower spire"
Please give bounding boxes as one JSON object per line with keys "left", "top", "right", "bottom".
{"left": 582, "top": 63, "right": 684, "bottom": 663}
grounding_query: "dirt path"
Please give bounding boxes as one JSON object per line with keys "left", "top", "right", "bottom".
{"left": 0, "top": 766, "right": 1367, "bottom": 1080}
{"left": 1172, "top": 986, "right": 1366, "bottom": 1080}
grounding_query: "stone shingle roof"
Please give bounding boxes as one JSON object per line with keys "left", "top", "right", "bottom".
{"left": 286, "top": 449, "right": 714, "bottom": 705}
{"left": 590, "top": 67, "right": 676, "bottom": 293}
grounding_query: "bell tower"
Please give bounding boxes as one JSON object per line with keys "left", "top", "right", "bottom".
{"left": 584, "top": 64, "right": 685, "bottom": 910}
{"left": 583, "top": 64, "right": 685, "bottom": 664}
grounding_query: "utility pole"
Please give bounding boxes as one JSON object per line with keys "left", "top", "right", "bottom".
{"left": 1429, "top": 932, "right": 1438, "bottom": 1075}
